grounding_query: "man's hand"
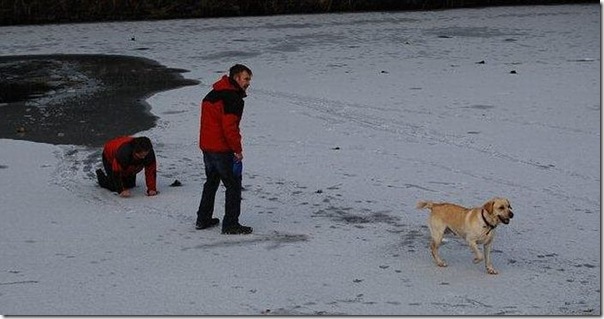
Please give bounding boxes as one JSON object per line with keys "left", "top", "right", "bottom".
{"left": 234, "top": 152, "right": 243, "bottom": 162}
{"left": 119, "top": 189, "right": 131, "bottom": 197}
{"left": 147, "top": 190, "right": 158, "bottom": 196}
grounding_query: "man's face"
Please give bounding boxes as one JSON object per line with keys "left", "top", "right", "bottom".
{"left": 134, "top": 150, "right": 149, "bottom": 160}
{"left": 233, "top": 71, "right": 252, "bottom": 92}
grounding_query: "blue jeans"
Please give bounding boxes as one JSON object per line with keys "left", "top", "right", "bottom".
{"left": 197, "top": 152, "right": 242, "bottom": 228}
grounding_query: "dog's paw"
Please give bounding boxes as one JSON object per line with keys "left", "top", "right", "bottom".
{"left": 437, "top": 261, "right": 448, "bottom": 267}
{"left": 473, "top": 257, "right": 484, "bottom": 264}
{"left": 486, "top": 267, "right": 499, "bottom": 275}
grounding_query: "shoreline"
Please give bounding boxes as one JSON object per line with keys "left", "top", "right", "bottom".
{"left": 2, "top": 1, "right": 594, "bottom": 26}
{"left": 0, "top": 54, "right": 199, "bottom": 147}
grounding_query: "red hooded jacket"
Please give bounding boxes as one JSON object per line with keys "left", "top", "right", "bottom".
{"left": 102, "top": 136, "right": 157, "bottom": 193}
{"left": 199, "top": 75, "right": 246, "bottom": 154}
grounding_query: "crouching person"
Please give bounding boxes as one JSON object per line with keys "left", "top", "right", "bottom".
{"left": 96, "top": 136, "right": 158, "bottom": 198}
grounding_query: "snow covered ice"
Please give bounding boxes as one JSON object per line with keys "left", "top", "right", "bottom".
{"left": 0, "top": 3, "right": 600, "bottom": 315}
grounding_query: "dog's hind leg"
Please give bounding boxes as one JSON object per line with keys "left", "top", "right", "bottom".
{"left": 428, "top": 220, "right": 448, "bottom": 267}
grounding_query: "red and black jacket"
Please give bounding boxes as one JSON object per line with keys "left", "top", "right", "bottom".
{"left": 102, "top": 136, "right": 157, "bottom": 193}
{"left": 199, "top": 75, "right": 246, "bottom": 154}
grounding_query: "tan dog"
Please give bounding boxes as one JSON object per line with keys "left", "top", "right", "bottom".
{"left": 416, "top": 197, "right": 514, "bottom": 275}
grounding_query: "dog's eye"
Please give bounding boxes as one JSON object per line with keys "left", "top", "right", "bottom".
{"left": 498, "top": 206, "right": 505, "bottom": 210}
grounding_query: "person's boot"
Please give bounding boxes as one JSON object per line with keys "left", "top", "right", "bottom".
{"left": 196, "top": 218, "right": 220, "bottom": 230}
{"left": 222, "top": 224, "right": 253, "bottom": 235}
{"left": 96, "top": 169, "right": 108, "bottom": 188}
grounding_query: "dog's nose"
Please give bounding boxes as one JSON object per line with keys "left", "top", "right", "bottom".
{"left": 509, "top": 212, "right": 514, "bottom": 218}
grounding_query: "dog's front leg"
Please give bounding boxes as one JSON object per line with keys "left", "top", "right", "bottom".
{"left": 468, "top": 240, "right": 484, "bottom": 264}
{"left": 483, "top": 241, "right": 498, "bottom": 275}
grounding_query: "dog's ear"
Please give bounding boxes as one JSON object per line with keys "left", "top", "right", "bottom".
{"left": 483, "top": 200, "right": 495, "bottom": 214}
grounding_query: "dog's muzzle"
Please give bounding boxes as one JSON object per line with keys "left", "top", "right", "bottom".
{"left": 498, "top": 212, "right": 513, "bottom": 224}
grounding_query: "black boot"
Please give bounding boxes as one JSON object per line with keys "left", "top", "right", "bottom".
{"left": 222, "top": 224, "right": 253, "bottom": 235}
{"left": 196, "top": 218, "right": 220, "bottom": 230}
{"left": 96, "top": 169, "right": 108, "bottom": 188}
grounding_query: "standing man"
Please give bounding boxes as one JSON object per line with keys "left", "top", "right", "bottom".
{"left": 96, "top": 135, "right": 158, "bottom": 198}
{"left": 196, "top": 64, "right": 253, "bottom": 235}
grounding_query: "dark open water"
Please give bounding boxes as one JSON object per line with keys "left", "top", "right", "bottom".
{"left": 0, "top": 54, "right": 199, "bottom": 147}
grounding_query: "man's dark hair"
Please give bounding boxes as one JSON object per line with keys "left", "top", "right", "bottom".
{"left": 229, "top": 64, "right": 252, "bottom": 78}
{"left": 132, "top": 136, "right": 153, "bottom": 152}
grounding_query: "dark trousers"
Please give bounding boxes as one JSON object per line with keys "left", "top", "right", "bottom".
{"left": 197, "top": 152, "right": 242, "bottom": 228}
{"left": 100, "top": 156, "right": 136, "bottom": 192}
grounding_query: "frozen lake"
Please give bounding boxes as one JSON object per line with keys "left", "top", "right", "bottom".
{"left": 0, "top": 3, "right": 600, "bottom": 315}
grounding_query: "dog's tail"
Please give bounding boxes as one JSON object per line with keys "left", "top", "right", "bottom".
{"left": 416, "top": 201, "right": 433, "bottom": 210}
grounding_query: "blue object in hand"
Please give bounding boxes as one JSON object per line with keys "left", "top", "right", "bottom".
{"left": 233, "top": 160, "right": 243, "bottom": 178}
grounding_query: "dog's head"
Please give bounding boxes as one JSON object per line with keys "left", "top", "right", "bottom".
{"left": 483, "top": 197, "right": 514, "bottom": 225}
